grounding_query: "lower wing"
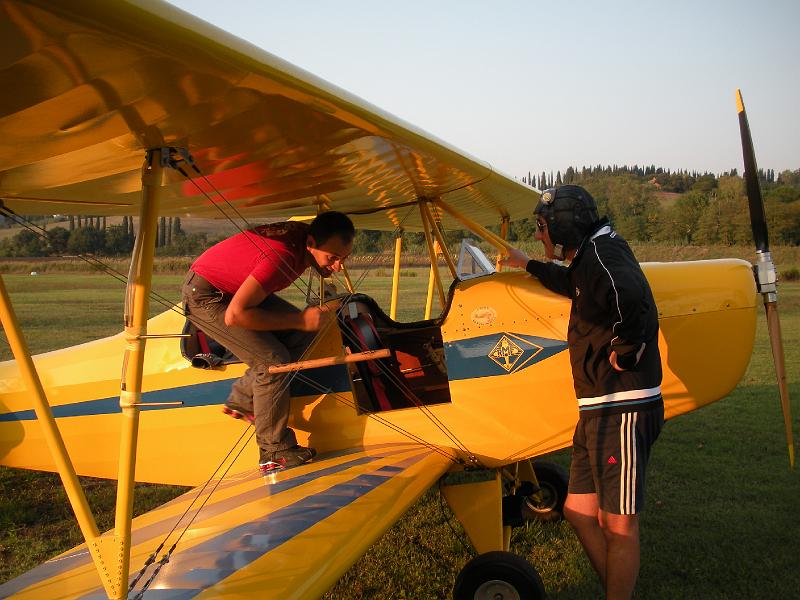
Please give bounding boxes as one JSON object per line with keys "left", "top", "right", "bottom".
{"left": 0, "top": 442, "right": 452, "bottom": 599}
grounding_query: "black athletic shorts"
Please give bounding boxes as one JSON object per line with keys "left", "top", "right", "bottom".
{"left": 568, "top": 403, "right": 664, "bottom": 515}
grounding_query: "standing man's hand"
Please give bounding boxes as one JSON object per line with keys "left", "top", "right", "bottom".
{"left": 500, "top": 247, "right": 531, "bottom": 269}
{"left": 610, "top": 343, "right": 646, "bottom": 371}
{"left": 299, "top": 306, "right": 331, "bottom": 331}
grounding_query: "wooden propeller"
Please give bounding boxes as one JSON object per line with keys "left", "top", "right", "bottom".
{"left": 737, "top": 89, "right": 795, "bottom": 467}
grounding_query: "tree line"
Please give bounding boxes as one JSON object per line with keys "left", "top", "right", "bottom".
{"left": 0, "top": 216, "right": 208, "bottom": 257}
{"left": 1, "top": 166, "right": 798, "bottom": 258}
{"left": 520, "top": 164, "right": 790, "bottom": 194}
{"left": 353, "top": 167, "right": 800, "bottom": 252}
{"left": 511, "top": 166, "right": 800, "bottom": 246}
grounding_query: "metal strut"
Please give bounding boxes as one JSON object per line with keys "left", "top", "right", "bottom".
{"left": 113, "top": 148, "right": 166, "bottom": 598}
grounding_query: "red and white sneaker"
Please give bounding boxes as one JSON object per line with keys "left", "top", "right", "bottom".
{"left": 222, "top": 402, "right": 254, "bottom": 424}
{"left": 259, "top": 445, "right": 317, "bottom": 473}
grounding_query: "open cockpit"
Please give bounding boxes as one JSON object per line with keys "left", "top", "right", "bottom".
{"left": 337, "top": 295, "right": 451, "bottom": 413}
{"left": 180, "top": 239, "right": 504, "bottom": 414}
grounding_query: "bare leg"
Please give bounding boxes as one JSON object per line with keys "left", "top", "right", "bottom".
{"left": 598, "top": 511, "right": 640, "bottom": 600}
{"left": 565, "top": 494, "right": 641, "bottom": 599}
{"left": 564, "top": 492, "right": 607, "bottom": 584}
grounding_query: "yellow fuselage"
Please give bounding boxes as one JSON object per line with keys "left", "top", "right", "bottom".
{"left": 0, "top": 260, "right": 756, "bottom": 486}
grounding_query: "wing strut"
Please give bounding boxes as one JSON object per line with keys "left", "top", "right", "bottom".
{"left": 0, "top": 149, "right": 166, "bottom": 598}
{"left": 421, "top": 201, "right": 458, "bottom": 278}
{"left": 389, "top": 230, "right": 403, "bottom": 320}
{"left": 736, "top": 89, "right": 795, "bottom": 468}
{"left": 419, "top": 201, "right": 447, "bottom": 311}
{"left": 109, "top": 148, "right": 167, "bottom": 598}
{"left": 0, "top": 277, "right": 104, "bottom": 556}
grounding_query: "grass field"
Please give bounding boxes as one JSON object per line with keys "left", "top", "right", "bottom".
{"left": 1, "top": 264, "right": 799, "bottom": 599}
{"left": 1, "top": 242, "right": 799, "bottom": 277}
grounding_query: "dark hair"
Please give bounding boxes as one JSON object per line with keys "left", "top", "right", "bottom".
{"left": 308, "top": 211, "right": 355, "bottom": 245}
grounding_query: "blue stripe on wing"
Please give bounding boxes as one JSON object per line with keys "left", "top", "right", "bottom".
{"left": 0, "top": 445, "right": 421, "bottom": 598}
{"left": 134, "top": 453, "right": 429, "bottom": 598}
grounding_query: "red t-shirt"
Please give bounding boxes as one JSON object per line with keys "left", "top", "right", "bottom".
{"left": 191, "top": 222, "right": 309, "bottom": 296}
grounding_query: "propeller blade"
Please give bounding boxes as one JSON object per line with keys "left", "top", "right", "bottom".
{"left": 736, "top": 89, "right": 769, "bottom": 252}
{"left": 736, "top": 88, "right": 795, "bottom": 467}
{"left": 765, "top": 303, "right": 795, "bottom": 467}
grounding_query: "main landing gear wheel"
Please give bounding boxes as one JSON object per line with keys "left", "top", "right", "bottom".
{"left": 453, "top": 551, "right": 546, "bottom": 600}
{"left": 523, "top": 460, "right": 569, "bottom": 523}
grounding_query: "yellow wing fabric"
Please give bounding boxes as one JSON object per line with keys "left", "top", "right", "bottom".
{"left": 0, "top": 0, "right": 537, "bottom": 230}
{"left": 0, "top": 443, "right": 451, "bottom": 599}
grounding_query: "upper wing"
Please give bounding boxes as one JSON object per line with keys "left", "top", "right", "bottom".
{"left": 0, "top": 0, "right": 537, "bottom": 230}
{"left": 0, "top": 442, "right": 452, "bottom": 599}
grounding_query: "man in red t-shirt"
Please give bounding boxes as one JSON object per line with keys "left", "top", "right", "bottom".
{"left": 181, "top": 211, "right": 355, "bottom": 472}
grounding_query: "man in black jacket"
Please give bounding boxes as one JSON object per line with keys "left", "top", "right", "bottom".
{"left": 502, "top": 185, "right": 663, "bottom": 600}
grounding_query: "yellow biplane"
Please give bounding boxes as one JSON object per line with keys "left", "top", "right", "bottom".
{"left": 0, "top": 1, "right": 793, "bottom": 599}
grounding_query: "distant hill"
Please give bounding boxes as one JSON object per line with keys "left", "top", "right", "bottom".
{"left": 654, "top": 191, "right": 682, "bottom": 207}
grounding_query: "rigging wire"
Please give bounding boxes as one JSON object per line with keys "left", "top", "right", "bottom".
{"left": 0, "top": 206, "right": 469, "bottom": 462}
{"left": 127, "top": 366, "right": 463, "bottom": 597}
{"left": 0, "top": 176, "right": 479, "bottom": 462}
{"left": 170, "top": 159, "right": 477, "bottom": 460}
{"left": 129, "top": 425, "right": 260, "bottom": 599}
{"left": 0, "top": 154, "right": 487, "bottom": 592}
{"left": 167, "top": 152, "right": 322, "bottom": 303}
{"left": 127, "top": 423, "right": 253, "bottom": 595}
{"left": 1, "top": 186, "right": 477, "bottom": 460}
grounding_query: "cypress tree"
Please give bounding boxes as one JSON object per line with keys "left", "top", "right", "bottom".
{"left": 158, "top": 216, "right": 166, "bottom": 247}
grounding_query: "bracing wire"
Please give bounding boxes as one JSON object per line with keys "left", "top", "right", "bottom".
{"left": 127, "top": 424, "right": 252, "bottom": 595}
{"left": 169, "top": 160, "right": 476, "bottom": 459}
{"left": 1, "top": 177, "right": 478, "bottom": 462}
{"left": 1, "top": 190, "right": 476, "bottom": 460}
{"left": 1, "top": 153, "right": 486, "bottom": 593}
{"left": 167, "top": 153, "right": 322, "bottom": 303}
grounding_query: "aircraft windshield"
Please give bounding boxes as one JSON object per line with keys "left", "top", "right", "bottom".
{"left": 456, "top": 240, "right": 496, "bottom": 280}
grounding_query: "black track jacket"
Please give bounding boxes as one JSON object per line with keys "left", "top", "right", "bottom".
{"left": 526, "top": 219, "right": 662, "bottom": 416}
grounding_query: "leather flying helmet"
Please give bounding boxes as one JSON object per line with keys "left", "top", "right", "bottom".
{"left": 535, "top": 185, "right": 599, "bottom": 259}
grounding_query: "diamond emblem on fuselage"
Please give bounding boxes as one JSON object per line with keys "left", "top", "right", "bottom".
{"left": 489, "top": 335, "right": 526, "bottom": 372}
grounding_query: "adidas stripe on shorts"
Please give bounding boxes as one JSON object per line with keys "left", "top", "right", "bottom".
{"left": 568, "top": 402, "right": 664, "bottom": 515}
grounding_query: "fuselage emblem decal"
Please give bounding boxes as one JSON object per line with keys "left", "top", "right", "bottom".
{"left": 471, "top": 306, "right": 497, "bottom": 326}
{"left": 443, "top": 332, "right": 567, "bottom": 381}
{"left": 488, "top": 335, "right": 527, "bottom": 372}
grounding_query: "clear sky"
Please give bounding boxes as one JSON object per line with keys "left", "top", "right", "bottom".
{"left": 166, "top": 0, "right": 799, "bottom": 181}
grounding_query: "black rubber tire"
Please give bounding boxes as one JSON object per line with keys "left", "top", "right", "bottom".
{"left": 453, "top": 551, "right": 546, "bottom": 600}
{"left": 523, "top": 460, "right": 569, "bottom": 523}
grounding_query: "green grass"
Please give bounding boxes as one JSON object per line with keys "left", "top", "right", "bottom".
{"left": 1, "top": 269, "right": 799, "bottom": 598}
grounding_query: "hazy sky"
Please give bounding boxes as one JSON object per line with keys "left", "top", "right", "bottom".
{"left": 166, "top": 0, "right": 799, "bottom": 181}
